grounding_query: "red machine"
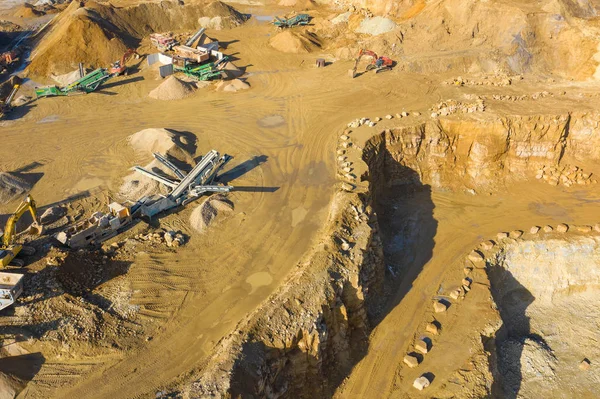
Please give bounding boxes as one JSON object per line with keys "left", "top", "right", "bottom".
{"left": 108, "top": 49, "right": 138, "bottom": 76}
{"left": 350, "top": 49, "right": 393, "bottom": 78}
{"left": 150, "top": 33, "right": 178, "bottom": 51}
{"left": 0, "top": 48, "right": 22, "bottom": 73}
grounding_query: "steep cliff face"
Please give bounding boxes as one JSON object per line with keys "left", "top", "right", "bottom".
{"left": 362, "top": 113, "right": 600, "bottom": 192}
{"left": 487, "top": 236, "right": 600, "bottom": 398}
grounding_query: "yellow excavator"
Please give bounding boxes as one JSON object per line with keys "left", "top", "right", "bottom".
{"left": 0, "top": 195, "right": 43, "bottom": 267}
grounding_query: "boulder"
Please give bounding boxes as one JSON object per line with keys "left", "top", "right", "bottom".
{"left": 415, "top": 339, "right": 429, "bottom": 354}
{"left": 449, "top": 289, "right": 461, "bottom": 300}
{"left": 577, "top": 225, "right": 592, "bottom": 233}
{"left": 556, "top": 223, "right": 569, "bottom": 233}
{"left": 480, "top": 240, "right": 495, "bottom": 251}
{"left": 509, "top": 230, "right": 523, "bottom": 239}
{"left": 426, "top": 322, "right": 439, "bottom": 335}
{"left": 467, "top": 250, "right": 484, "bottom": 262}
{"left": 433, "top": 301, "right": 447, "bottom": 313}
{"left": 413, "top": 375, "right": 431, "bottom": 390}
{"left": 496, "top": 232, "right": 509, "bottom": 240}
{"left": 403, "top": 354, "right": 419, "bottom": 368}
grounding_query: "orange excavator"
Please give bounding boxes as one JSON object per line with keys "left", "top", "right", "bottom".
{"left": 349, "top": 49, "right": 393, "bottom": 78}
{"left": 108, "top": 49, "right": 139, "bottom": 76}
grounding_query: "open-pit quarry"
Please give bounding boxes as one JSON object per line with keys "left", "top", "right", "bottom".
{"left": 1, "top": 0, "right": 600, "bottom": 398}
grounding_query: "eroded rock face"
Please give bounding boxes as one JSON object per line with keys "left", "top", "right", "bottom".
{"left": 488, "top": 237, "right": 600, "bottom": 398}
{"left": 362, "top": 113, "right": 600, "bottom": 192}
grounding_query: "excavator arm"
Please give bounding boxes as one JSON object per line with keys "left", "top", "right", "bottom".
{"left": 2, "top": 195, "right": 42, "bottom": 248}
{"left": 350, "top": 49, "right": 379, "bottom": 78}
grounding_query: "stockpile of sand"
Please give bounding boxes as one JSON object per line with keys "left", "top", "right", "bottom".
{"left": 27, "top": 1, "right": 129, "bottom": 77}
{"left": 355, "top": 16, "right": 396, "bottom": 36}
{"left": 51, "top": 68, "right": 84, "bottom": 86}
{"left": 215, "top": 78, "right": 250, "bottom": 92}
{"left": 128, "top": 128, "right": 194, "bottom": 162}
{"left": 269, "top": 31, "right": 322, "bottom": 54}
{"left": 121, "top": 128, "right": 195, "bottom": 200}
{"left": 27, "top": 0, "right": 248, "bottom": 76}
{"left": 221, "top": 61, "right": 244, "bottom": 79}
{"left": 149, "top": 76, "right": 196, "bottom": 101}
{"left": 0, "top": 172, "right": 32, "bottom": 204}
{"left": 13, "top": 3, "right": 44, "bottom": 18}
{"left": 189, "top": 194, "right": 233, "bottom": 232}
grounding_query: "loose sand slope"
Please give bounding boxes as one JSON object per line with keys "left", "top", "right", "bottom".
{"left": 27, "top": 0, "right": 247, "bottom": 76}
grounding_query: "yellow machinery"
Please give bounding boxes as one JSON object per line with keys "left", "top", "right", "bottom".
{"left": 0, "top": 195, "right": 42, "bottom": 267}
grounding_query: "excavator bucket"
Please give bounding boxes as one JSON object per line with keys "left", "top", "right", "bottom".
{"left": 28, "top": 222, "right": 43, "bottom": 236}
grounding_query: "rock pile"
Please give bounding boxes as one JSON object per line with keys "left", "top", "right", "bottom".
{"left": 430, "top": 98, "right": 485, "bottom": 118}
{"left": 535, "top": 165, "right": 596, "bottom": 187}
{"left": 489, "top": 91, "right": 552, "bottom": 102}
{"left": 134, "top": 230, "right": 186, "bottom": 248}
{"left": 189, "top": 194, "right": 234, "bottom": 232}
{"left": 443, "top": 75, "right": 523, "bottom": 87}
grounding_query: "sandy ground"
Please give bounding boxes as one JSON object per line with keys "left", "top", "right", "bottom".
{"left": 335, "top": 182, "right": 600, "bottom": 398}
{"left": 1, "top": 4, "right": 600, "bottom": 398}
{"left": 1, "top": 19, "right": 406, "bottom": 399}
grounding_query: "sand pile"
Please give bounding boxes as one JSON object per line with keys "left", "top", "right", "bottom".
{"left": 198, "top": 2, "right": 247, "bottom": 32}
{"left": 149, "top": 76, "right": 196, "bottom": 101}
{"left": 13, "top": 3, "right": 44, "bottom": 18}
{"left": 355, "top": 16, "right": 396, "bottom": 36}
{"left": 51, "top": 68, "right": 84, "bottom": 86}
{"left": 0, "top": 172, "right": 32, "bottom": 204}
{"left": 128, "top": 128, "right": 194, "bottom": 161}
{"left": 189, "top": 194, "right": 233, "bottom": 232}
{"left": 121, "top": 128, "right": 195, "bottom": 200}
{"left": 215, "top": 78, "right": 250, "bottom": 92}
{"left": 331, "top": 12, "right": 351, "bottom": 25}
{"left": 269, "top": 31, "right": 322, "bottom": 54}
{"left": 27, "top": 0, "right": 247, "bottom": 76}
{"left": 221, "top": 61, "right": 244, "bottom": 79}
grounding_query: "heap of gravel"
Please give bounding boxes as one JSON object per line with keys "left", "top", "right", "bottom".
{"left": 149, "top": 76, "right": 196, "bottom": 101}
{"left": 355, "top": 16, "right": 397, "bottom": 36}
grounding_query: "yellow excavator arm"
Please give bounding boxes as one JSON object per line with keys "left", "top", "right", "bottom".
{"left": 2, "top": 195, "right": 42, "bottom": 247}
